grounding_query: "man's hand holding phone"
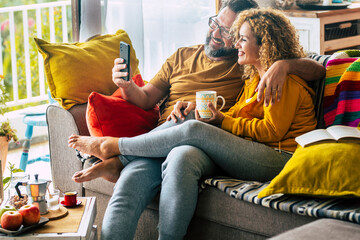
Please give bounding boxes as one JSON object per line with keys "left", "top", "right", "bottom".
{"left": 112, "top": 58, "right": 132, "bottom": 89}
{"left": 112, "top": 41, "right": 132, "bottom": 89}
{"left": 119, "top": 41, "right": 130, "bottom": 81}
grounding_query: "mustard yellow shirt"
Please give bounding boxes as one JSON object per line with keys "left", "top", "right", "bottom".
{"left": 150, "top": 44, "right": 244, "bottom": 124}
{"left": 221, "top": 74, "right": 317, "bottom": 152}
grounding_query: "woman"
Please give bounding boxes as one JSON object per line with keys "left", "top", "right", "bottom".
{"left": 69, "top": 8, "right": 316, "bottom": 182}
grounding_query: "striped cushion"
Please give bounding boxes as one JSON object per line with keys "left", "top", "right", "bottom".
{"left": 308, "top": 54, "right": 331, "bottom": 128}
{"left": 203, "top": 177, "right": 360, "bottom": 224}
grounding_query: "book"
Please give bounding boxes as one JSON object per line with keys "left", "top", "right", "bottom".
{"left": 295, "top": 125, "right": 360, "bottom": 147}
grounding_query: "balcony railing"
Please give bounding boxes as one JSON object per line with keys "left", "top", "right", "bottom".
{"left": 0, "top": 1, "right": 72, "bottom": 109}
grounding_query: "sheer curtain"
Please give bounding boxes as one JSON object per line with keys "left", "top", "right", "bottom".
{"left": 103, "top": 0, "right": 216, "bottom": 80}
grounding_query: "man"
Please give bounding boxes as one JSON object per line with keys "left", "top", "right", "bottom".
{"left": 71, "top": 0, "right": 325, "bottom": 239}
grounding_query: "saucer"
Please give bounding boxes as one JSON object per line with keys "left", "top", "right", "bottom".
{"left": 42, "top": 205, "right": 68, "bottom": 220}
{"left": 60, "top": 200, "right": 82, "bottom": 208}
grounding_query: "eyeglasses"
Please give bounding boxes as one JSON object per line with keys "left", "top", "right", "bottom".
{"left": 208, "top": 16, "right": 232, "bottom": 40}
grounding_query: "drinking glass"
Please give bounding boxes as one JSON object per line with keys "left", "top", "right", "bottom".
{"left": 47, "top": 188, "right": 60, "bottom": 211}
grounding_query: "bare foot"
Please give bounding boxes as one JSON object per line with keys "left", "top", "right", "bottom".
{"left": 72, "top": 157, "right": 123, "bottom": 183}
{"left": 68, "top": 134, "right": 120, "bottom": 160}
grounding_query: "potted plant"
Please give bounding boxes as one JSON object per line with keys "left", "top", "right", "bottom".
{"left": 0, "top": 74, "right": 18, "bottom": 174}
{"left": 0, "top": 120, "right": 18, "bottom": 143}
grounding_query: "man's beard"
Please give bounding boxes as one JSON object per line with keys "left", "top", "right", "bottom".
{"left": 204, "top": 34, "right": 237, "bottom": 58}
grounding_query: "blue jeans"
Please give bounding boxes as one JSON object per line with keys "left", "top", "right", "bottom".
{"left": 102, "top": 113, "right": 212, "bottom": 240}
{"left": 101, "top": 113, "right": 291, "bottom": 239}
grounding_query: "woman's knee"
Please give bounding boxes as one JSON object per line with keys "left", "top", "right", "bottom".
{"left": 181, "top": 120, "right": 206, "bottom": 135}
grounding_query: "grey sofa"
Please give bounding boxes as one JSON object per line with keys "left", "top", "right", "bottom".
{"left": 46, "top": 54, "right": 359, "bottom": 239}
{"left": 47, "top": 102, "right": 315, "bottom": 239}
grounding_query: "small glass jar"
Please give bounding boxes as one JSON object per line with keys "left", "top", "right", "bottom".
{"left": 8, "top": 172, "right": 29, "bottom": 209}
{"left": 47, "top": 188, "right": 60, "bottom": 211}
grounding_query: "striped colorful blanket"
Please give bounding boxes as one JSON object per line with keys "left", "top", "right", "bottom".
{"left": 324, "top": 50, "right": 360, "bottom": 127}
{"left": 203, "top": 177, "right": 360, "bottom": 224}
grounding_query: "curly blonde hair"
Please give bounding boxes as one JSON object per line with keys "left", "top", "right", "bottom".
{"left": 231, "top": 8, "right": 306, "bottom": 80}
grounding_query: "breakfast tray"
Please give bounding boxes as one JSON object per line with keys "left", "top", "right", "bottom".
{"left": 32, "top": 198, "right": 86, "bottom": 234}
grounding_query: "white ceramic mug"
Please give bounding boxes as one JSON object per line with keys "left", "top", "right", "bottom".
{"left": 196, "top": 91, "right": 226, "bottom": 118}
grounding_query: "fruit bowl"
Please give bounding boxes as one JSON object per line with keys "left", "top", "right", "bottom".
{"left": 0, "top": 217, "right": 49, "bottom": 236}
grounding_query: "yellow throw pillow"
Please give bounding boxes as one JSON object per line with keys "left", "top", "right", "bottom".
{"left": 35, "top": 29, "right": 140, "bottom": 110}
{"left": 258, "top": 143, "right": 360, "bottom": 198}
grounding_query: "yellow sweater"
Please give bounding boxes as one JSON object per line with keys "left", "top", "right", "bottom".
{"left": 221, "top": 74, "right": 317, "bottom": 152}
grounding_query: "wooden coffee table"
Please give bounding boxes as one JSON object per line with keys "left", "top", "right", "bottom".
{"left": 0, "top": 197, "right": 97, "bottom": 239}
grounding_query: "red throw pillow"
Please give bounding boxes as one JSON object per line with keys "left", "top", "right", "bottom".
{"left": 86, "top": 74, "right": 160, "bottom": 137}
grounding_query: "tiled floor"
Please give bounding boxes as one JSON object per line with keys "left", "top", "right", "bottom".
{"left": 5, "top": 141, "right": 52, "bottom": 182}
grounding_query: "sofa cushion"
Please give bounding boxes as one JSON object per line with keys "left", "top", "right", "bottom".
{"left": 307, "top": 54, "right": 331, "bottom": 129}
{"left": 258, "top": 143, "right": 360, "bottom": 198}
{"left": 143, "top": 187, "right": 315, "bottom": 239}
{"left": 67, "top": 103, "right": 90, "bottom": 136}
{"left": 86, "top": 74, "right": 160, "bottom": 137}
{"left": 35, "top": 29, "right": 140, "bottom": 110}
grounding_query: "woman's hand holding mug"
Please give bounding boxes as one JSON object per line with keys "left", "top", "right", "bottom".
{"left": 195, "top": 91, "right": 225, "bottom": 125}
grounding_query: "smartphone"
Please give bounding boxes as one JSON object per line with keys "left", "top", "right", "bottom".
{"left": 120, "top": 41, "right": 130, "bottom": 81}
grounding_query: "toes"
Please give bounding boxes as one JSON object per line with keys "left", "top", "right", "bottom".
{"left": 72, "top": 172, "right": 85, "bottom": 183}
{"left": 73, "top": 177, "right": 82, "bottom": 183}
{"left": 73, "top": 171, "right": 81, "bottom": 177}
{"left": 71, "top": 169, "right": 94, "bottom": 183}
{"left": 68, "top": 134, "right": 79, "bottom": 141}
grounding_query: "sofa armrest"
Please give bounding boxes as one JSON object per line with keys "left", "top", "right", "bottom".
{"left": 46, "top": 104, "right": 84, "bottom": 195}
{"left": 269, "top": 219, "right": 360, "bottom": 240}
